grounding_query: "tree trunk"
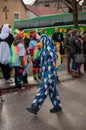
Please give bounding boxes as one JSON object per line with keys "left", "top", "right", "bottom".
{"left": 72, "top": 0, "right": 78, "bottom": 28}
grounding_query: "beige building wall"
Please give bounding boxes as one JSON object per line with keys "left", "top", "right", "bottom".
{"left": 0, "top": 0, "right": 27, "bottom": 32}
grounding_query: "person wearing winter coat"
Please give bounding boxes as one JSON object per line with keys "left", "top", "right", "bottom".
{"left": 69, "top": 29, "right": 81, "bottom": 77}
{"left": 0, "top": 24, "right": 14, "bottom": 83}
{"left": 64, "top": 28, "right": 72, "bottom": 73}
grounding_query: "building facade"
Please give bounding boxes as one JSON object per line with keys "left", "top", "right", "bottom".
{"left": 0, "top": 0, "right": 27, "bottom": 31}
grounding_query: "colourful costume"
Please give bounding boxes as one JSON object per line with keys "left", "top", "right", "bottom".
{"left": 29, "top": 38, "right": 38, "bottom": 79}
{"left": 33, "top": 45, "right": 41, "bottom": 79}
{"left": 27, "top": 34, "right": 62, "bottom": 114}
{"left": 9, "top": 41, "right": 27, "bottom": 89}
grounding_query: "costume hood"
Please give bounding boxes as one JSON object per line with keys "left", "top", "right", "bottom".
{"left": 0, "top": 24, "right": 12, "bottom": 64}
{"left": 0, "top": 24, "right": 12, "bottom": 39}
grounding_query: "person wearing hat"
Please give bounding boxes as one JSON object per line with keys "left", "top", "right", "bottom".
{"left": 52, "top": 27, "right": 64, "bottom": 54}
{"left": 29, "top": 32, "right": 40, "bottom": 80}
{"left": 64, "top": 28, "right": 72, "bottom": 73}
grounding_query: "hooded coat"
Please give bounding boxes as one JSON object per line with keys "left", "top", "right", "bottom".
{"left": 0, "top": 24, "right": 14, "bottom": 64}
{"left": 0, "top": 24, "right": 14, "bottom": 80}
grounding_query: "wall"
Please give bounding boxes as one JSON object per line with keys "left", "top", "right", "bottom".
{"left": 0, "top": 0, "right": 27, "bottom": 32}
{"left": 26, "top": 11, "right": 37, "bottom": 18}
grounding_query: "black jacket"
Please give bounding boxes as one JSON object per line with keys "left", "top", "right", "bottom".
{"left": 0, "top": 33, "right": 14, "bottom": 47}
{"left": 52, "top": 32, "right": 64, "bottom": 42}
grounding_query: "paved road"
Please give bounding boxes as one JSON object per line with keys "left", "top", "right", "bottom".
{"left": 0, "top": 73, "right": 86, "bottom": 130}
{"left": 0, "top": 57, "right": 86, "bottom": 130}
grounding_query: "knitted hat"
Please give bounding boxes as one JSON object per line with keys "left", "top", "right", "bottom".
{"left": 32, "top": 33, "right": 36, "bottom": 39}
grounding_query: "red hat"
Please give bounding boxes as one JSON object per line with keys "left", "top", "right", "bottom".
{"left": 17, "top": 31, "right": 24, "bottom": 38}
{"left": 32, "top": 33, "right": 36, "bottom": 39}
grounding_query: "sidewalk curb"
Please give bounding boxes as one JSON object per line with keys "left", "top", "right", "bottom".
{"left": 1, "top": 70, "right": 82, "bottom": 93}
{"left": 2, "top": 77, "right": 75, "bottom": 94}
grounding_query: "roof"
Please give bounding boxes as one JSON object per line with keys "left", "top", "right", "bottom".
{"left": 26, "top": 5, "right": 61, "bottom": 16}
{"left": 21, "top": 0, "right": 27, "bottom": 9}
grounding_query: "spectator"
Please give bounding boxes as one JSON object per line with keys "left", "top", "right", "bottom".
{"left": 64, "top": 28, "right": 72, "bottom": 73}
{"left": 0, "top": 24, "right": 14, "bottom": 83}
{"left": 69, "top": 29, "right": 81, "bottom": 77}
{"left": 29, "top": 33, "right": 38, "bottom": 80}
{"left": 9, "top": 32, "right": 27, "bottom": 90}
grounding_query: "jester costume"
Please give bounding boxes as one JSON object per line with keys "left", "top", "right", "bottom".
{"left": 26, "top": 35, "right": 62, "bottom": 114}
{"left": 29, "top": 38, "right": 40, "bottom": 80}
{"left": 33, "top": 45, "right": 41, "bottom": 79}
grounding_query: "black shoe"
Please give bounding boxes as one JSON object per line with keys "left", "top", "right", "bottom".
{"left": 26, "top": 107, "right": 38, "bottom": 115}
{"left": 34, "top": 77, "right": 37, "bottom": 80}
{"left": 1, "top": 97, "right": 5, "bottom": 102}
{"left": 23, "top": 81, "right": 28, "bottom": 85}
{"left": 57, "top": 78, "right": 60, "bottom": 83}
{"left": 38, "top": 76, "right": 41, "bottom": 80}
{"left": 50, "top": 106, "right": 62, "bottom": 113}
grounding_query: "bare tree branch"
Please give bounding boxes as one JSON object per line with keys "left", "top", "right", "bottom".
{"left": 76, "top": 0, "right": 83, "bottom": 3}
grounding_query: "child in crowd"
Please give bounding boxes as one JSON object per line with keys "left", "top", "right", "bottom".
{"left": 9, "top": 32, "right": 27, "bottom": 90}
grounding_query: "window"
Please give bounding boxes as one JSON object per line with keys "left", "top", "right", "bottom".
{"left": 14, "top": 12, "right": 20, "bottom": 20}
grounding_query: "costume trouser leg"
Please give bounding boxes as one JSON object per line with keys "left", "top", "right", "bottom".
{"left": 0, "top": 63, "right": 12, "bottom": 80}
{"left": 23, "top": 73, "right": 28, "bottom": 83}
{"left": 33, "top": 60, "right": 40, "bottom": 78}
{"left": 32, "top": 60, "right": 37, "bottom": 78}
{"left": 31, "top": 81, "right": 61, "bottom": 111}
{"left": 31, "top": 83, "right": 48, "bottom": 110}
{"left": 84, "top": 56, "right": 86, "bottom": 72}
{"left": 23, "top": 64, "right": 29, "bottom": 83}
{"left": 14, "top": 66, "right": 24, "bottom": 89}
{"left": 49, "top": 82, "right": 61, "bottom": 109}
{"left": 35, "top": 59, "right": 40, "bottom": 77}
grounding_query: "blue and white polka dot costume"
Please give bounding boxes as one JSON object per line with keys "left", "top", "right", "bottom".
{"left": 31, "top": 35, "right": 61, "bottom": 111}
